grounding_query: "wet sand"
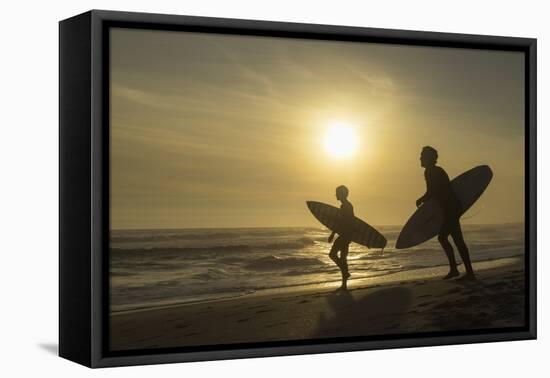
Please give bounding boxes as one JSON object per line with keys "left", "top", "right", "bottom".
{"left": 110, "top": 257, "right": 525, "bottom": 351}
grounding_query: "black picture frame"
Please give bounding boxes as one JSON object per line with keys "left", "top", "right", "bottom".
{"left": 59, "top": 9, "right": 537, "bottom": 368}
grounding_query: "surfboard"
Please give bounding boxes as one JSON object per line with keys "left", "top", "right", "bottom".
{"left": 395, "top": 165, "right": 493, "bottom": 249}
{"left": 306, "top": 201, "right": 387, "bottom": 249}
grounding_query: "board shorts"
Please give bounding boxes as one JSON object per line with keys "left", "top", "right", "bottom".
{"left": 334, "top": 234, "right": 352, "bottom": 247}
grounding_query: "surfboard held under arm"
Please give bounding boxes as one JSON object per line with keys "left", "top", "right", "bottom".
{"left": 396, "top": 165, "right": 493, "bottom": 249}
{"left": 306, "top": 201, "right": 387, "bottom": 249}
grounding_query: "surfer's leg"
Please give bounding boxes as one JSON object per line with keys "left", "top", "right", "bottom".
{"left": 334, "top": 241, "right": 349, "bottom": 290}
{"left": 340, "top": 242, "right": 350, "bottom": 280}
{"left": 438, "top": 222, "right": 459, "bottom": 279}
{"left": 451, "top": 221, "right": 475, "bottom": 277}
{"left": 329, "top": 237, "right": 342, "bottom": 268}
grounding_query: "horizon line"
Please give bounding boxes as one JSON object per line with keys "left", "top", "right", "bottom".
{"left": 110, "top": 221, "right": 526, "bottom": 233}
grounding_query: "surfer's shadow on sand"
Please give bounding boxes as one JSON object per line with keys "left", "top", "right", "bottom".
{"left": 314, "top": 287, "right": 412, "bottom": 338}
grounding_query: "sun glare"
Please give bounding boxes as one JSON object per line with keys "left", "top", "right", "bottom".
{"left": 323, "top": 122, "right": 358, "bottom": 159}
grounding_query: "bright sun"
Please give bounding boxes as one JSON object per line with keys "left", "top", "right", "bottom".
{"left": 323, "top": 122, "right": 358, "bottom": 159}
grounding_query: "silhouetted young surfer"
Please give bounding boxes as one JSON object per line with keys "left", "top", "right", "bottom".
{"left": 328, "top": 185, "right": 354, "bottom": 290}
{"left": 416, "top": 146, "right": 475, "bottom": 280}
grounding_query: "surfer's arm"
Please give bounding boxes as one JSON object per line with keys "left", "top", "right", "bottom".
{"left": 328, "top": 231, "right": 335, "bottom": 243}
{"left": 416, "top": 192, "right": 429, "bottom": 207}
{"left": 417, "top": 170, "right": 435, "bottom": 206}
{"left": 417, "top": 185, "right": 435, "bottom": 206}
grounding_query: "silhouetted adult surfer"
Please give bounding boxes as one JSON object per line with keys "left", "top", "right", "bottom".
{"left": 416, "top": 146, "right": 475, "bottom": 280}
{"left": 328, "top": 185, "right": 354, "bottom": 290}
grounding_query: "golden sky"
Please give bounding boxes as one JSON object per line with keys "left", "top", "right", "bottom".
{"left": 110, "top": 28, "right": 525, "bottom": 230}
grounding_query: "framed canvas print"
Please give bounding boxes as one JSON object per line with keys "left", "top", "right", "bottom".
{"left": 59, "top": 10, "right": 537, "bottom": 368}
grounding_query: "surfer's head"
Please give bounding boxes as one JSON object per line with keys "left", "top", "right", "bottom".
{"left": 335, "top": 185, "right": 349, "bottom": 201}
{"left": 420, "top": 146, "right": 438, "bottom": 167}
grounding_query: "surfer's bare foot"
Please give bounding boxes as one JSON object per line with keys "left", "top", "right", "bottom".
{"left": 457, "top": 272, "right": 477, "bottom": 281}
{"left": 443, "top": 269, "right": 460, "bottom": 280}
{"left": 334, "top": 285, "right": 348, "bottom": 292}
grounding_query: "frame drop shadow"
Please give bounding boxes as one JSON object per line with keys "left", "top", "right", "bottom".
{"left": 37, "top": 343, "right": 58, "bottom": 355}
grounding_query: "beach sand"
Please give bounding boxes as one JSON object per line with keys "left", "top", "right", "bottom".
{"left": 110, "top": 257, "right": 525, "bottom": 351}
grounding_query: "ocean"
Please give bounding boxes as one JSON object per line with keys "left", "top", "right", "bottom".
{"left": 110, "top": 223, "right": 524, "bottom": 313}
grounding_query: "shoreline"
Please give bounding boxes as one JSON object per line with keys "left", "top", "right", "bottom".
{"left": 110, "top": 256, "right": 522, "bottom": 314}
{"left": 110, "top": 256, "right": 525, "bottom": 351}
